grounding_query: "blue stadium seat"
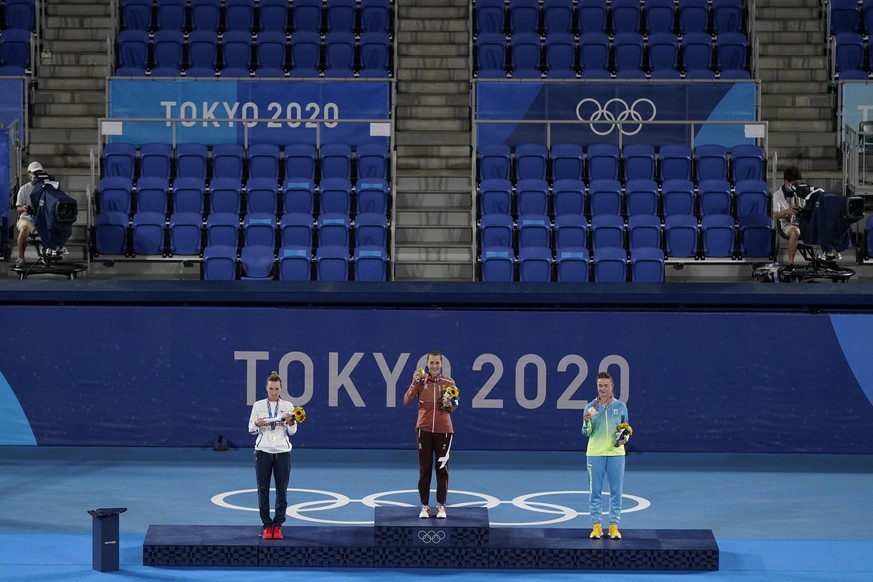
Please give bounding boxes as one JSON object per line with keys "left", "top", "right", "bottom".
{"left": 734, "top": 179, "right": 769, "bottom": 217}
{"left": 593, "top": 247, "right": 628, "bottom": 282}
{"left": 519, "top": 246, "right": 553, "bottom": 282}
{"left": 150, "top": 66, "right": 182, "bottom": 77}
{"left": 324, "top": 32, "right": 356, "bottom": 78}
{"left": 152, "top": 29, "right": 184, "bottom": 72}
{"left": 712, "top": 0, "right": 743, "bottom": 34}
{"left": 730, "top": 144, "right": 765, "bottom": 182}
{"left": 479, "top": 144, "right": 512, "bottom": 180}
{"left": 172, "top": 177, "right": 206, "bottom": 215}
{"left": 612, "top": 0, "right": 642, "bottom": 35}
{"left": 615, "top": 68, "right": 647, "bottom": 79}
{"left": 259, "top": 0, "right": 290, "bottom": 33}
{"left": 645, "top": 0, "right": 676, "bottom": 35}
{"left": 202, "top": 245, "right": 238, "bottom": 280}
{"left": 206, "top": 212, "right": 240, "bottom": 247}
{"left": 0, "top": 64, "right": 28, "bottom": 76}
{"left": 245, "top": 177, "right": 279, "bottom": 215}
{"left": 631, "top": 247, "right": 665, "bottom": 282}
{"left": 95, "top": 212, "right": 130, "bottom": 255}
{"left": 556, "top": 248, "right": 590, "bottom": 281}
{"left": 552, "top": 178, "right": 586, "bottom": 217}
{"left": 282, "top": 179, "right": 316, "bottom": 214}
{"left": 212, "top": 143, "right": 245, "bottom": 180}
{"left": 543, "top": 0, "right": 574, "bottom": 35}
{"left": 319, "top": 177, "right": 353, "bottom": 215}
{"left": 240, "top": 245, "right": 275, "bottom": 280}
{"left": 475, "top": 0, "right": 506, "bottom": 35}
{"left": 477, "top": 33, "right": 507, "bottom": 78}
{"left": 243, "top": 213, "right": 278, "bottom": 247}
{"left": 577, "top": 0, "right": 608, "bottom": 35}
{"left": 649, "top": 68, "right": 681, "bottom": 79}
{"left": 716, "top": 32, "right": 748, "bottom": 73}
{"left": 221, "top": 30, "right": 253, "bottom": 71}
{"left": 117, "top": 29, "right": 149, "bottom": 71}
{"left": 509, "top": 0, "right": 540, "bottom": 35}
{"left": 256, "top": 31, "right": 288, "bottom": 73}
{"left": 183, "top": 66, "right": 216, "bottom": 77}
{"left": 279, "top": 245, "right": 312, "bottom": 281}
{"left": 98, "top": 177, "right": 134, "bottom": 214}
{"left": 131, "top": 211, "right": 167, "bottom": 255}
{"left": 701, "top": 214, "right": 735, "bottom": 258}
{"left": 254, "top": 66, "right": 285, "bottom": 78}
{"left": 831, "top": 0, "right": 861, "bottom": 35}
{"left": 719, "top": 68, "right": 750, "bottom": 79}
{"left": 517, "top": 178, "right": 550, "bottom": 217}
{"left": 354, "top": 246, "right": 389, "bottom": 281}
{"left": 326, "top": 0, "right": 357, "bottom": 34}
{"left": 864, "top": 0, "right": 873, "bottom": 36}
{"left": 187, "top": 30, "right": 219, "bottom": 71}
{"left": 156, "top": 0, "right": 186, "bottom": 32}
{"left": 738, "top": 214, "right": 773, "bottom": 258}
{"left": 479, "top": 178, "right": 513, "bottom": 216}
{"left": 664, "top": 214, "right": 698, "bottom": 257}
{"left": 613, "top": 32, "right": 645, "bottom": 74}
{"left": 359, "top": 32, "right": 391, "bottom": 77}
{"left": 694, "top": 144, "right": 728, "bottom": 182}
{"left": 659, "top": 144, "right": 692, "bottom": 181}
{"left": 697, "top": 179, "right": 732, "bottom": 217}
{"left": 627, "top": 214, "right": 661, "bottom": 250}
{"left": 480, "top": 213, "right": 515, "bottom": 249}
{"left": 579, "top": 33, "right": 610, "bottom": 72}
{"left": 590, "top": 214, "right": 625, "bottom": 249}
{"left": 316, "top": 245, "right": 351, "bottom": 281}
{"left": 280, "top": 212, "right": 314, "bottom": 248}
{"left": 647, "top": 33, "right": 679, "bottom": 73}
{"left": 121, "top": 0, "right": 152, "bottom": 32}
{"left": 517, "top": 214, "right": 551, "bottom": 249}
{"left": 511, "top": 33, "right": 542, "bottom": 78}
{"left": 550, "top": 143, "right": 584, "bottom": 181}
{"left": 208, "top": 177, "right": 243, "bottom": 215}
{"left": 139, "top": 143, "right": 173, "bottom": 180}
{"left": 588, "top": 178, "right": 622, "bottom": 216}
{"left": 136, "top": 176, "right": 170, "bottom": 215}
{"left": 554, "top": 214, "right": 588, "bottom": 250}
{"left": 661, "top": 178, "right": 696, "bottom": 217}
{"left": 625, "top": 178, "right": 659, "bottom": 217}
{"left": 248, "top": 143, "right": 281, "bottom": 180}
{"left": 355, "top": 212, "right": 389, "bottom": 248}
{"left": 293, "top": 0, "right": 324, "bottom": 33}
{"left": 515, "top": 143, "right": 549, "bottom": 181}
{"left": 317, "top": 213, "right": 351, "bottom": 247}
{"left": 191, "top": 0, "right": 221, "bottom": 32}
{"left": 480, "top": 247, "right": 515, "bottom": 282}
{"left": 169, "top": 212, "right": 204, "bottom": 255}
{"left": 356, "top": 144, "right": 389, "bottom": 180}
{"left": 622, "top": 144, "right": 656, "bottom": 182}
{"left": 684, "top": 68, "right": 715, "bottom": 80}
{"left": 284, "top": 144, "right": 317, "bottom": 180}
{"left": 544, "top": 32, "right": 577, "bottom": 78}
{"left": 361, "top": 0, "right": 391, "bottom": 34}
{"left": 356, "top": 179, "right": 389, "bottom": 215}
{"left": 102, "top": 142, "right": 137, "bottom": 179}
{"left": 678, "top": 0, "right": 710, "bottom": 35}
{"left": 225, "top": 0, "right": 256, "bottom": 32}
{"left": 682, "top": 32, "right": 713, "bottom": 73}
{"left": 579, "top": 66, "right": 611, "bottom": 79}
{"left": 835, "top": 32, "right": 865, "bottom": 74}
{"left": 319, "top": 144, "right": 353, "bottom": 180}
{"left": 587, "top": 143, "right": 620, "bottom": 182}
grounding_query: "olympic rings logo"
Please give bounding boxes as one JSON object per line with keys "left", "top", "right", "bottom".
{"left": 417, "top": 530, "right": 447, "bottom": 544}
{"left": 575, "top": 97, "right": 657, "bottom": 136}
{"left": 211, "top": 488, "right": 651, "bottom": 527}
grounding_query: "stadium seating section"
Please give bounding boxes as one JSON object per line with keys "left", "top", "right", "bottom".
{"left": 0, "top": 0, "right": 35, "bottom": 74}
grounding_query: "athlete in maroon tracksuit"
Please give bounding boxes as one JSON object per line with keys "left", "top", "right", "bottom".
{"left": 403, "top": 350, "right": 456, "bottom": 519}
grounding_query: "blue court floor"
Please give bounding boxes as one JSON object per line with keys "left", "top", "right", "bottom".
{"left": 0, "top": 446, "right": 871, "bottom": 581}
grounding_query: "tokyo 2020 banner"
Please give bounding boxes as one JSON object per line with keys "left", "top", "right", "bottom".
{"left": 476, "top": 81, "right": 758, "bottom": 148}
{"left": 108, "top": 79, "right": 390, "bottom": 146}
{"left": 1, "top": 307, "right": 871, "bottom": 453}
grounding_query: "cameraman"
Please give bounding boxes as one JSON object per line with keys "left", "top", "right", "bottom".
{"left": 13, "top": 161, "right": 44, "bottom": 267}
{"left": 772, "top": 166, "right": 805, "bottom": 269}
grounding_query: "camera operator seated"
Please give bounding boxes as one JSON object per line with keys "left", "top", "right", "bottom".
{"left": 13, "top": 161, "right": 45, "bottom": 267}
{"left": 771, "top": 166, "right": 805, "bottom": 270}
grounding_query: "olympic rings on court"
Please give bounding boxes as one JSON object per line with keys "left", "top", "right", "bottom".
{"left": 211, "top": 488, "right": 651, "bottom": 527}
{"left": 575, "top": 97, "right": 657, "bottom": 136}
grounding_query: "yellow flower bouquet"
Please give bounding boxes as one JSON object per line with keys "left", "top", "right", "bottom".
{"left": 613, "top": 422, "right": 632, "bottom": 447}
{"left": 440, "top": 385, "right": 460, "bottom": 411}
{"left": 293, "top": 406, "right": 307, "bottom": 423}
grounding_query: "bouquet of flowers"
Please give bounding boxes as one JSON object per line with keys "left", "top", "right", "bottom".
{"left": 440, "top": 385, "right": 460, "bottom": 411}
{"left": 613, "top": 422, "right": 632, "bottom": 447}
{"left": 293, "top": 406, "right": 307, "bottom": 423}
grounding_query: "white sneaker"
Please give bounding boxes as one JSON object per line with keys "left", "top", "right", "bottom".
{"left": 436, "top": 504, "right": 446, "bottom": 519}
{"left": 418, "top": 505, "right": 430, "bottom": 519}
{"left": 14, "top": 257, "right": 24, "bottom": 267}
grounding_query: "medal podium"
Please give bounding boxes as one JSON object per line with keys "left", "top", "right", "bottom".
{"left": 144, "top": 507, "right": 718, "bottom": 570}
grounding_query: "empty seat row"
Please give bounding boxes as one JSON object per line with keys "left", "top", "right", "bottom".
{"left": 116, "top": 29, "right": 390, "bottom": 78}
{"left": 480, "top": 245, "right": 667, "bottom": 282}
{"left": 476, "top": 31, "right": 748, "bottom": 78}
{"left": 96, "top": 176, "right": 390, "bottom": 217}
{"left": 122, "top": 0, "right": 391, "bottom": 35}
{"left": 0, "top": 28, "right": 30, "bottom": 72}
{"left": 478, "top": 143, "right": 765, "bottom": 184}
{"left": 0, "top": 0, "right": 34, "bottom": 32}
{"left": 102, "top": 142, "right": 390, "bottom": 182}
{"left": 830, "top": 0, "right": 873, "bottom": 35}
{"left": 475, "top": 0, "right": 745, "bottom": 37}
{"left": 201, "top": 244, "right": 389, "bottom": 280}
{"left": 833, "top": 31, "right": 873, "bottom": 79}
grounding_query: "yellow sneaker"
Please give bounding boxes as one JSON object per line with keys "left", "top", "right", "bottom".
{"left": 608, "top": 523, "right": 621, "bottom": 539}
{"left": 589, "top": 523, "right": 603, "bottom": 539}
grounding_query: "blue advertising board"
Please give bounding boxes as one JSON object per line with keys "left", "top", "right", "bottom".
{"left": 0, "top": 78, "right": 24, "bottom": 140}
{"left": 108, "top": 79, "right": 390, "bottom": 146}
{"left": 476, "top": 81, "right": 757, "bottom": 148}
{"left": 1, "top": 307, "right": 871, "bottom": 453}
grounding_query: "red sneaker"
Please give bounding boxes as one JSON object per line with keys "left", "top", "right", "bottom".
{"left": 262, "top": 527, "right": 273, "bottom": 540}
{"left": 272, "top": 526, "right": 283, "bottom": 539}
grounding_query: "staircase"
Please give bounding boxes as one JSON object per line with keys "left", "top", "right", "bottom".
{"left": 391, "top": 0, "right": 474, "bottom": 280}
{"left": 757, "top": 0, "right": 839, "bottom": 178}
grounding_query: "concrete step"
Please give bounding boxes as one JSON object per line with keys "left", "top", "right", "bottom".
{"left": 754, "top": 20, "right": 824, "bottom": 33}
{"left": 392, "top": 263, "right": 475, "bottom": 282}
{"left": 395, "top": 192, "right": 472, "bottom": 208}
{"left": 398, "top": 43, "right": 468, "bottom": 57}
{"left": 36, "top": 90, "right": 107, "bottom": 104}
{"left": 394, "top": 226, "right": 473, "bottom": 244}
{"left": 396, "top": 156, "right": 472, "bottom": 170}
{"left": 767, "top": 119, "right": 833, "bottom": 132}
{"left": 396, "top": 93, "right": 471, "bottom": 107}
{"left": 23, "top": 150, "right": 92, "bottom": 169}
{"left": 43, "top": 27, "right": 111, "bottom": 42}
{"left": 397, "top": 31, "right": 470, "bottom": 45}
{"left": 756, "top": 7, "right": 820, "bottom": 19}
{"left": 36, "top": 76, "right": 106, "bottom": 91}
{"left": 396, "top": 176, "right": 472, "bottom": 191}
{"left": 758, "top": 44, "right": 823, "bottom": 57}
{"left": 395, "top": 130, "right": 471, "bottom": 146}
{"left": 398, "top": 19, "right": 468, "bottom": 33}
{"left": 763, "top": 94, "right": 834, "bottom": 108}
{"left": 396, "top": 210, "right": 472, "bottom": 226}
{"left": 28, "top": 128, "right": 99, "bottom": 145}
{"left": 37, "top": 64, "right": 109, "bottom": 79}
{"left": 393, "top": 247, "right": 474, "bottom": 262}
{"left": 397, "top": 67, "right": 471, "bottom": 82}
{"left": 768, "top": 152, "right": 839, "bottom": 172}
{"left": 396, "top": 144, "right": 471, "bottom": 158}
{"left": 398, "top": 5, "right": 468, "bottom": 19}
{"left": 397, "top": 56, "right": 469, "bottom": 70}
{"left": 46, "top": 15, "right": 114, "bottom": 29}
{"left": 396, "top": 118, "right": 470, "bottom": 131}
{"left": 769, "top": 132, "right": 838, "bottom": 147}
{"left": 757, "top": 68, "right": 829, "bottom": 82}
{"left": 396, "top": 105, "right": 470, "bottom": 119}
{"left": 31, "top": 116, "right": 98, "bottom": 130}
{"left": 50, "top": 2, "right": 112, "bottom": 16}
{"left": 761, "top": 106, "right": 833, "bottom": 121}
{"left": 40, "top": 52, "right": 110, "bottom": 66}
{"left": 33, "top": 102, "right": 105, "bottom": 117}
{"left": 398, "top": 80, "right": 470, "bottom": 94}
{"left": 757, "top": 56, "right": 828, "bottom": 70}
